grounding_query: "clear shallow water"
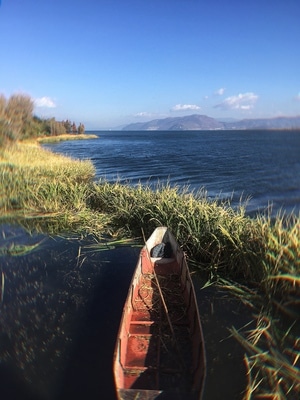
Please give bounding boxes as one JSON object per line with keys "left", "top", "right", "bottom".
{"left": 45, "top": 130, "right": 300, "bottom": 215}
{"left": 0, "top": 224, "right": 142, "bottom": 399}
{"left": 0, "top": 224, "right": 250, "bottom": 400}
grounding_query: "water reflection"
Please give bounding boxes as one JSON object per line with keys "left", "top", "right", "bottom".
{"left": 0, "top": 224, "right": 139, "bottom": 399}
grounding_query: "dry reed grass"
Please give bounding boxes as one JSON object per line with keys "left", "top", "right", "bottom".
{"left": 0, "top": 141, "right": 99, "bottom": 232}
{"left": 36, "top": 133, "right": 98, "bottom": 143}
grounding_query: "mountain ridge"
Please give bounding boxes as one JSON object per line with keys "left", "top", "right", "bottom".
{"left": 122, "top": 114, "right": 300, "bottom": 131}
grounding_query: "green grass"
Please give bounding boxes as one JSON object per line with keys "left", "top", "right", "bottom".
{"left": 230, "top": 311, "right": 300, "bottom": 398}
{"left": 0, "top": 140, "right": 299, "bottom": 399}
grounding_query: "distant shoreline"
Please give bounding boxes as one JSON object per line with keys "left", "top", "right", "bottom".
{"left": 121, "top": 113, "right": 300, "bottom": 131}
{"left": 36, "top": 133, "right": 98, "bottom": 143}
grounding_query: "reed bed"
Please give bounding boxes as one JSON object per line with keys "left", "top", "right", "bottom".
{"left": 0, "top": 142, "right": 104, "bottom": 232}
{"left": 36, "top": 133, "right": 98, "bottom": 143}
{"left": 90, "top": 180, "right": 276, "bottom": 282}
{"left": 0, "top": 141, "right": 95, "bottom": 180}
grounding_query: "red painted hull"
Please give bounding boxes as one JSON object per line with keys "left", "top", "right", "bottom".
{"left": 114, "top": 227, "right": 206, "bottom": 400}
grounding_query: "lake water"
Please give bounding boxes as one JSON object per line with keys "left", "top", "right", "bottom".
{"left": 45, "top": 130, "right": 300, "bottom": 216}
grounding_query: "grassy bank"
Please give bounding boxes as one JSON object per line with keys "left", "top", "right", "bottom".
{"left": 36, "top": 133, "right": 98, "bottom": 143}
{"left": 0, "top": 140, "right": 107, "bottom": 232}
{"left": 1, "top": 140, "right": 299, "bottom": 398}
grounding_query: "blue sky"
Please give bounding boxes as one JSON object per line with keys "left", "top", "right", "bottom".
{"left": 1, "top": 0, "right": 300, "bottom": 129}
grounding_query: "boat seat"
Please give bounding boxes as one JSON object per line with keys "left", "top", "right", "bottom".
{"left": 150, "top": 257, "right": 175, "bottom": 263}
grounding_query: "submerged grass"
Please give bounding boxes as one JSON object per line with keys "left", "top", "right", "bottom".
{"left": 0, "top": 241, "right": 43, "bottom": 257}
{"left": 1, "top": 140, "right": 299, "bottom": 399}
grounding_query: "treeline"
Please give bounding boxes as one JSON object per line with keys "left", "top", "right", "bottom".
{"left": 0, "top": 93, "right": 85, "bottom": 147}
{"left": 42, "top": 118, "right": 85, "bottom": 136}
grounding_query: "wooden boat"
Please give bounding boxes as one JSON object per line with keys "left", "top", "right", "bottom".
{"left": 113, "top": 226, "right": 206, "bottom": 400}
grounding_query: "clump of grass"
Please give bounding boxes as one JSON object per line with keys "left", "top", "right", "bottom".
{"left": 217, "top": 274, "right": 299, "bottom": 399}
{"left": 0, "top": 142, "right": 95, "bottom": 181}
{"left": 230, "top": 313, "right": 300, "bottom": 399}
{"left": 258, "top": 212, "right": 300, "bottom": 300}
{"left": 0, "top": 142, "right": 109, "bottom": 234}
{"left": 0, "top": 142, "right": 95, "bottom": 213}
{"left": 90, "top": 179, "right": 273, "bottom": 282}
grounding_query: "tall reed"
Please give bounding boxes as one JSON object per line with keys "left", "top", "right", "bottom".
{"left": 231, "top": 313, "right": 300, "bottom": 399}
{"left": 0, "top": 142, "right": 99, "bottom": 232}
{"left": 90, "top": 179, "right": 277, "bottom": 282}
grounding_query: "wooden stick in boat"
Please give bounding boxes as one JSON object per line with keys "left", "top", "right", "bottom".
{"left": 1, "top": 272, "right": 4, "bottom": 304}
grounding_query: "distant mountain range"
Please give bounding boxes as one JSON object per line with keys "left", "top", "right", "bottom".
{"left": 122, "top": 114, "right": 300, "bottom": 131}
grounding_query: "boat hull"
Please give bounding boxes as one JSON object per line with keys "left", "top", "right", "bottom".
{"left": 114, "top": 227, "right": 205, "bottom": 400}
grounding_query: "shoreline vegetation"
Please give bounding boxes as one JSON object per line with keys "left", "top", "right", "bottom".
{"left": 36, "top": 133, "right": 98, "bottom": 143}
{"left": 0, "top": 93, "right": 91, "bottom": 147}
{"left": 1, "top": 95, "right": 299, "bottom": 398}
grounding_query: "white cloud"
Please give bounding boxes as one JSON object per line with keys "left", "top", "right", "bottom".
{"left": 134, "top": 112, "right": 153, "bottom": 117}
{"left": 214, "top": 87, "right": 225, "bottom": 96}
{"left": 171, "top": 104, "right": 201, "bottom": 111}
{"left": 34, "top": 96, "right": 56, "bottom": 108}
{"left": 215, "top": 92, "right": 258, "bottom": 110}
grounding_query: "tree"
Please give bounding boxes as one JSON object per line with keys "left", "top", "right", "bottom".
{"left": 71, "top": 122, "right": 77, "bottom": 134}
{"left": 78, "top": 123, "right": 85, "bottom": 135}
{"left": 0, "top": 95, "right": 9, "bottom": 146}
{"left": 5, "top": 94, "right": 34, "bottom": 140}
{"left": 48, "top": 118, "right": 66, "bottom": 136}
{"left": 0, "top": 95, "right": 6, "bottom": 119}
{"left": 63, "top": 119, "right": 72, "bottom": 133}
